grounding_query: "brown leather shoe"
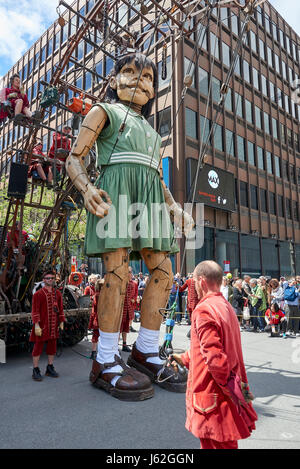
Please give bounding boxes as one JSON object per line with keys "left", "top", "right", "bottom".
{"left": 89, "top": 355, "right": 154, "bottom": 401}
{"left": 127, "top": 343, "right": 187, "bottom": 393}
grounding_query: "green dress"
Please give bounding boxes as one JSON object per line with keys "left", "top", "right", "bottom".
{"left": 84, "top": 102, "right": 178, "bottom": 260}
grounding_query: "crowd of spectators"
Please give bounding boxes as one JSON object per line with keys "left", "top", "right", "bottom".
{"left": 81, "top": 268, "right": 300, "bottom": 340}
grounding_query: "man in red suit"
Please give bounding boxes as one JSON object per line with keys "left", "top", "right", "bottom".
{"left": 30, "top": 271, "right": 65, "bottom": 381}
{"left": 172, "top": 260, "right": 257, "bottom": 449}
{"left": 180, "top": 276, "right": 199, "bottom": 336}
{"left": 120, "top": 267, "right": 138, "bottom": 352}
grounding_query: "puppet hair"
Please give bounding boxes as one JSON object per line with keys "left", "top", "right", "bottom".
{"left": 104, "top": 53, "right": 158, "bottom": 119}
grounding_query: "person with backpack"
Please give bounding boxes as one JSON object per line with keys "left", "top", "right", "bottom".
{"left": 283, "top": 279, "right": 300, "bottom": 337}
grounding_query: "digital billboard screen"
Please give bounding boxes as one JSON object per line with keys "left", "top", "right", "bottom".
{"left": 187, "top": 160, "right": 236, "bottom": 212}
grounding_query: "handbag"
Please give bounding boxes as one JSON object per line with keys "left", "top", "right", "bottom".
{"left": 242, "top": 306, "right": 250, "bottom": 321}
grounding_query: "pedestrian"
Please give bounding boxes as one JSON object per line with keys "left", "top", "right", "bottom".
{"left": 249, "top": 279, "right": 265, "bottom": 332}
{"left": 30, "top": 270, "right": 65, "bottom": 381}
{"left": 283, "top": 279, "right": 300, "bottom": 337}
{"left": 84, "top": 274, "right": 97, "bottom": 298}
{"left": 232, "top": 279, "right": 247, "bottom": 328}
{"left": 172, "top": 260, "right": 257, "bottom": 449}
{"left": 88, "top": 279, "right": 105, "bottom": 360}
{"left": 268, "top": 279, "right": 284, "bottom": 310}
{"left": 180, "top": 275, "right": 199, "bottom": 337}
{"left": 264, "top": 303, "right": 287, "bottom": 338}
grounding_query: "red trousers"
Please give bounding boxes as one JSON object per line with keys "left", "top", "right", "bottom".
{"left": 91, "top": 329, "right": 100, "bottom": 344}
{"left": 32, "top": 339, "right": 57, "bottom": 357}
{"left": 200, "top": 438, "right": 238, "bottom": 450}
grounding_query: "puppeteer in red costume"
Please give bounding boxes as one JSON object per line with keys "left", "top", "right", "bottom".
{"left": 28, "top": 142, "right": 53, "bottom": 186}
{"left": 179, "top": 277, "right": 199, "bottom": 317}
{"left": 175, "top": 261, "right": 257, "bottom": 450}
{"left": 120, "top": 269, "right": 138, "bottom": 352}
{"left": 30, "top": 271, "right": 65, "bottom": 381}
{"left": 48, "top": 125, "right": 72, "bottom": 170}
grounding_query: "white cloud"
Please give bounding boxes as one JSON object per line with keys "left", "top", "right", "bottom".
{"left": 0, "top": 0, "right": 74, "bottom": 67}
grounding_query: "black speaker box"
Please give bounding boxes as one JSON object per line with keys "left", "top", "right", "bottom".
{"left": 7, "top": 163, "right": 29, "bottom": 199}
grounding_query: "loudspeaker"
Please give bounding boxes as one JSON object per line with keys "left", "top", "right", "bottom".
{"left": 7, "top": 163, "right": 29, "bottom": 199}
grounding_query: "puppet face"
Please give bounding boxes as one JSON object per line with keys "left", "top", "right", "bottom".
{"left": 12, "top": 76, "right": 21, "bottom": 89}
{"left": 110, "top": 59, "right": 155, "bottom": 106}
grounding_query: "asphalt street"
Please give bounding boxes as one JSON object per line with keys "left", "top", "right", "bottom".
{"left": 0, "top": 323, "right": 300, "bottom": 449}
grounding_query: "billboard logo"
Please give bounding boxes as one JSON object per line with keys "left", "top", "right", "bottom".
{"left": 0, "top": 339, "right": 6, "bottom": 364}
{"left": 208, "top": 170, "right": 219, "bottom": 189}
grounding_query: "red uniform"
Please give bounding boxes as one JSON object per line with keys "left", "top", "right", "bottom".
{"left": 181, "top": 292, "right": 257, "bottom": 447}
{"left": 179, "top": 278, "right": 199, "bottom": 314}
{"left": 28, "top": 147, "right": 49, "bottom": 178}
{"left": 7, "top": 229, "right": 29, "bottom": 249}
{"left": 265, "top": 308, "right": 285, "bottom": 325}
{"left": 120, "top": 280, "right": 138, "bottom": 333}
{"left": 84, "top": 284, "right": 95, "bottom": 297}
{"left": 0, "top": 86, "right": 29, "bottom": 120}
{"left": 30, "top": 287, "right": 65, "bottom": 356}
{"left": 48, "top": 132, "right": 71, "bottom": 166}
{"left": 88, "top": 292, "right": 100, "bottom": 343}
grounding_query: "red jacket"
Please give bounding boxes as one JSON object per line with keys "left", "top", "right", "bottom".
{"left": 265, "top": 308, "right": 285, "bottom": 325}
{"left": 30, "top": 288, "right": 65, "bottom": 342}
{"left": 179, "top": 278, "right": 199, "bottom": 311}
{"left": 48, "top": 132, "right": 71, "bottom": 161}
{"left": 181, "top": 292, "right": 257, "bottom": 442}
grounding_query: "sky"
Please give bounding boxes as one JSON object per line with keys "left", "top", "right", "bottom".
{"left": 0, "top": 0, "right": 299, "bottom": 81}
{"left": 0, "top": 0, "right": 73, "bottom": 79}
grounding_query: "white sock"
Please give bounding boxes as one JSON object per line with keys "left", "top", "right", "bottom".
{"left": 136, "top": 326, "right": 164, "bottom": 365}
{"left": 96, "top": 331, "right": 122, "bottom": 387}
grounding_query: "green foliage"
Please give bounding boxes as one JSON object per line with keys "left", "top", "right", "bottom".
{"left": 0, "top": 177, "right": 86, "bottom": 247}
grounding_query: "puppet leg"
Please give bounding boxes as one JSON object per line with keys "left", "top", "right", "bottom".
{"left": 89, "top": 248, "right": 153, "bottom": 401}
{"left": 128, "top": 249, "right": 187, "bottom": 393}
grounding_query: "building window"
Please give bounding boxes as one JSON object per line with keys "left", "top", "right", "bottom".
{"left": 243, "top": 60, "right": 251, "bottom": 83}
{"left": 240, "top": 181, "right": 248, "bottom": 207}
{"left": 200, "top": 116, "right": 210, "bottom": 144}
{"left": 199, "top": 67, "right": 208, "bottom": 96}
{"left": 293, "top": 201, "right": 299, "bottom": 221}
{"left": 158, "top": 107, "right": 171, "bottom": 138}
{"left": 224, "top": 87, "right": 233, "bottom": 111}
{"left": 248, "top": 141, "right": 255, "bottom": 166}
{"left": 214, "top": 124, "right": 223, "bottom": 152}
{"left": 286, "top": 199, "right": 292, "bottom": 219}
{"left": 231, "top": 14, "right": 239, "bottom": 35}
{"left": 264, "top": 113, "right": 270, "bottom": 134}
{"left": 185, "top": 108, "right": 198, "bottom": 140}
{"left": 255, "top": 106, "right": 262, "bottom": 129}
{"left": 237, "top": 135, "right": 245, "bottom": 162}
{"left": 225, "top": 129, "right": 235, "bottom": 157}
{"left": 259, "top": 39, "right": 266, "bottom": 60}
{"left": 250, "top": 31, "right": 257, "bottom": 52}
{"left": 250, "top": 184, "right": 258, "bottom": 210}
{"left": 257, "top": 146, "right": 265, "bottom": 170}
{"left": 269, "top": 192, "right": 276, "bottom": 215}
{"left": 274, "top": 155, "right": 281, "bottom": 178}
{"left": 278, "top": 195, "right": 284, "bottom": 217}
{"left": 212, "top": 76, "right": 221, "bottom": 103}
{"left": 252, "top": 68, "right": 260, "bottom": 90}
{"left": 272, "top": 118, "right": 278, "bottom": 139}
{"left": 266, "top": 152, "right": 273, "bottom": 174}
{"left": 261, "top": 75, "right": 268, "bottom": 96}
{"left": 235, "top": 92, "right": 243, "bottom": 118}
{"left": 260, "top": 188, "right": 267, "bottom": 212}
{"left": 222, "top": 42, "right": 231, "bottom": 67}
{"left": 210, "top": 32, "right": 219, "bottom": 59}
{"left": 245, "top": 99, "right": 253, "bottom": 124}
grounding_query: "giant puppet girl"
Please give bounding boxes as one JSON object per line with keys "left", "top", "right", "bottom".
{"left": 66, "top": 52, "right": 194, "bottom": 401}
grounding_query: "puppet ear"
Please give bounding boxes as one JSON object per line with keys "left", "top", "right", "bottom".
{"left": 109, "top": 76, "right": 117, "bottom": 90}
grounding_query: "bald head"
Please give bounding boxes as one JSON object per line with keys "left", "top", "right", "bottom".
{"left": 194, "top": 261, "right": 223, "bottom": 287}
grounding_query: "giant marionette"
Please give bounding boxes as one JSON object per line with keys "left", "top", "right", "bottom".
{"left": 66, "top": 52, "right": 194, "bottom": 401}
